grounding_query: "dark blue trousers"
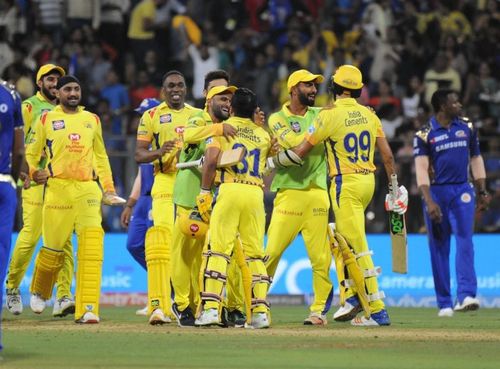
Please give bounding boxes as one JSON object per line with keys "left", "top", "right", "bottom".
{"left": 126, "top": 195, "right": 153, "bottom": 270}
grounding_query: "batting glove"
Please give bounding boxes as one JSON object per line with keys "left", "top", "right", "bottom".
{"left": 196, "top": 190, "right": 213, "bottom": 223}
{"left": 385, "top": 185, "right": 408, "bottom": 214}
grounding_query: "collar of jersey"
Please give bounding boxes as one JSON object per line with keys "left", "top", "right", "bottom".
{"left": 282, "top": 102, "right": 314, "bottom": 118}
{"left": 430, "top": 116, "right": 460, "bottom": 131}
{"left": 53, "top": 105, "right": 85, "bottom": 113}
{"left": 158, "top": 101, "right": 186, "bottom": 112}
{"left": 334, "top": 97, "right": 357, "bottom": 106}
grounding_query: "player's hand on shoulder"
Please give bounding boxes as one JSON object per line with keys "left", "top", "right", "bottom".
{"left": 269, "top": 137, "right": 280, "bottom": 157}
{"left": 221, "top": 123, "right": 237, "bottom": 140}
{"left": 385, "top": 185, "right": 408, "bottom": 214}
{"left": 32, "top": 169, "right": 49, "bottom": 184}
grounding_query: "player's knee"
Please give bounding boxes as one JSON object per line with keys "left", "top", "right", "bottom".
{"left": 145, "top": 226, "right": 169, "bottom": 262}
{"left": 77, "top": 227, "right": 104, "bottom": 261}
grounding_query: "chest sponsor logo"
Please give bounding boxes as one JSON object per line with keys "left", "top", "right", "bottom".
{"left": 430, "top": 134, "right": 448, "bottom": 144}
{"left": 52, "top": 120, "right": 65, "bottom": 130}
{"left": 175, "top": 126, "right": 185, "bottom": 134}
{"left": 455, "top": 130, "right": 466, "bottom": 138}
{"left": 460, "top": 192, "right": 472, "bottom": 203}
{"left": 435, "top": 140, "right": 467, "bottom": 152}
{"left": 160, "top": 114, "right": 172, "bottom": 124}
{"left": 68, "top": 133, "right": 81, "bottom": 141}
{"left": 290, "top": 121, "right": 301, "bottom": 133}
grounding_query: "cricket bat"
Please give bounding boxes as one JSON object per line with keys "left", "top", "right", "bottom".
{"left": 176, "top": 147, "right": 245, "bottom": 169}
{"left": 102, "top": 193, "right": 127, "bottom": 206}
{"left": 389, "top": 174, "right": 408, "bottom": 274}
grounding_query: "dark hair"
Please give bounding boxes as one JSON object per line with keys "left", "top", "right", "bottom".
{"left": 203, "top": 70, "right": 230, "bottom": 90}
{"left": 331, "top": 82, "right": 361, "bottom": 98}
{"left": 231, "top": 88, "right": 257, "bottom": 118}
{"left": 162, "top": 70, "right": 184, "bottom": 85}
{"left": 431, "top": 89, "right": 456, "bottom": 113}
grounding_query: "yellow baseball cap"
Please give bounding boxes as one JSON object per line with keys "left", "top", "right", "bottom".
{"left": 36, "top": 64, "right": 66, "bottom": 82}
{"left": 287, "top": 69, "right": 324, "bottom": 92}
{"left": 332, "top": 65, "right": 363, "bottom": 90}
{"left": 206, "top": 85, "right": 237, "bottom": 100}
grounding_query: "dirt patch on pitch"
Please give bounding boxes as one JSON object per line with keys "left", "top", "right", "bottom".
{"left": 4, "top": 320, "right": 499, "bottom": 342}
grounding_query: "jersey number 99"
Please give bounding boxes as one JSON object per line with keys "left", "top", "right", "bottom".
{"left": 344, "top": 130, "right": 371, "bottom": 163}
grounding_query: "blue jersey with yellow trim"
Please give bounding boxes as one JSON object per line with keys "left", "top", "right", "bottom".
{"left": 0, "top": 81, "right": 23, "bottom": 174}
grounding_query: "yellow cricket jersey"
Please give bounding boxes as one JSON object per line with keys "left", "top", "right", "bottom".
{"left": 22, "top": 92, "right": 56, "bottom": 141}
{"left": 183, "top": 109, "right": 223, "bottom": 144}
{"left": 305, "top": 98, "right": 385, "bottom": 177}
{"left": 206, "top": 116, "right": 271, "bottom": 187}
{"left": 25, "top": 106, "right": 115, "bottom": 192}
{"left": 137, "top": 101, "right": 201, "bottom": 174}
{"left": 127, "top": 0, "right": 156, "bottom": 40}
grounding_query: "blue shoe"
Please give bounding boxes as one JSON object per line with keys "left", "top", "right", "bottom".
{"left": 333, "top": 296, "right": 362, "bottom": 321}
{"left": 351, "top": 309, "right": 391, "bottom": 326}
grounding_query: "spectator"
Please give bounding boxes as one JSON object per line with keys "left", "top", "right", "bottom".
{"left": 423, "top": 51, "right": 461, "bottom": 106}
{"left": 129, "top": 69, "right": 159, "bottom": 108}
{"left": 100, "top": 69, "right": 130, "bottom": 135}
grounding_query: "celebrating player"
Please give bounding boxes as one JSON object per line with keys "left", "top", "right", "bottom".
{"left": 268, "top": 65, "right": 408, "bottom": 326}
{"left": 135, "top": 70, "right": 201, "bottom": 324}
{"left": 195, "top": 88, "right": 272, "bottom": 329}
{"left": 265, "top": 69, "right": 333, "bottom": 326}
{"left": 414, "top": 89, "right": 491, "bottom": 317}
{"left": 25, "top": 75, "right": 120, "bottom": 324}
{"left": 5, "top": 64, "right": 76, "bottom": 318}
{"left": 0, "top": 80, "right": 23, "bottom": 350}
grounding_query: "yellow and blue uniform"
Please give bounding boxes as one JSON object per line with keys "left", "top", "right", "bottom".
{"left": 6, "top": 92, "right": 74, "bottom": 301}
{"left": 306, "top": 98, "right": 386, "bottom": 314}
{"left": 0, "top": 81, "right": 22, "bottom": 349}
{"left": 201, "top": 117, "right": 271, "bottom": 314}
{"left": 414, "top": 117, "right": 480, "bottom": 309}
{"left": 137, "top": 101, "right": 200, "bottom": 315}
{"left": 26, "top": 106, "right": 115, "bottom": 320}
{"left": 266, "top": 104, "right": 333, "bottom": 316}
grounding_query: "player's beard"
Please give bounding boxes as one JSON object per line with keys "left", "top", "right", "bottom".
{"left": 212, "top": 104, "right": 229, "bottom": 122}
{"left": 298, "top": 90, "right": 315, "bottom": 107}
{"left": 41, "top": 85, "right": 57, "bottom": 102}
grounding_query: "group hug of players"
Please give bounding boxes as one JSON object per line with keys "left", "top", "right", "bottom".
{"left": 4, "top": 63, "right": 409, "bottom": 329}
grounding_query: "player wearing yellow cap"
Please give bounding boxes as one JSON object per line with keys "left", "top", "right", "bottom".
{"left": 135, "top": 70, "right": 201, "bottom": 325}
{"left": 26, "top": 75, "right": 120, "bottom": 324}
{"left": 268, "top": 65, "right": 407, "bottom": 326}
{"left": 5, "top": 64, "right": 76, "bottom": 318}
{"left": 265, "top": 69, "right": 333, "bottom": 326}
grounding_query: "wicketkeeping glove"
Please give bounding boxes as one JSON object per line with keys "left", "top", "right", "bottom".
{"left": 196, "top": 191, "right": 213, "bottom": 223}
{"left": 385, "top": 185, "right": 408, "bottom": 214}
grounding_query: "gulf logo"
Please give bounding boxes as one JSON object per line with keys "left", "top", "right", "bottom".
{"left": 68, "top": 133, "right": 81, "bottom": 141}
{"left": 175, "top": 126, "right": 185, "bottom": 134}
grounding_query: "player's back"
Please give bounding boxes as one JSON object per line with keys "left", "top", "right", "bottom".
{"left": 215, "top": 116, "right": 271, "bottom": 187}
{"left": 0, "top": 82, "right": 21, "bottom": 174}
{"left": 318, "top": 98, "right": 384, "bottom": 176}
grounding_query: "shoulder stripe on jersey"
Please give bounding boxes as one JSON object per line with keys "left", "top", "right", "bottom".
{"left": 92, "top": 114, "right": 100, "bottom": 125}
{"left": 40, "top": 111, "right": 49, "bottom": 125}
{"left": 148, "top": 108, "right": 157, "bottom": 118}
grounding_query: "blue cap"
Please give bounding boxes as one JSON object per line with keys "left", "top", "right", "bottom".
{"left": 134, "top": 98, "right": 161, "bottom": 114}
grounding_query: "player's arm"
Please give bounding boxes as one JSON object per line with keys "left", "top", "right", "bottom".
{"left": 375, "top": 136, "right": 396, "bottom": 180}
{"left": 26, "top": 115, "right": 49, "bottom": 184}
{"left": 183, "top": 116, "right": 236, "bottom": 144}
{"left": 93, "top": 116, "right": 116, "bottom": 193}
{"left": 120, "top": 167, "right": 142, "bottom": 228}
{"left": 196, "top": 138, "right": 222, "bottom": 222}
{"left": 11, "top": 95, "right": 24, "bottom": 181}
{"left": 469, "top": 124, "right": 491, "bottom": 210}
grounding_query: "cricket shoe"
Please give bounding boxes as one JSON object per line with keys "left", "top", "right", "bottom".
{"left": 76, "top": 312, "right": 100, "bottom": 324}
{"left": 171, "top": 303, "right": 195, "bottom": 327}
{"left": 30, "top": 293, "right": 46, "bottom": 314}
{"left": 227, "top": 309, "right": 246, "bottom": 328}
{"left": 149, "top": 308, "right": 171, "bottom": 325}
{"left": 438, "top": 308, "right": 454, "bottom": 317}
{"left": 351, "top": 309, "right": 391, "bottom": 326}
{"left": 333, "top": 296, "right": 362, "bottom": 321}
{"left": 245, "top": 312, "right": 270, "bottom": 329}
{"left": 195, "top": 308, "right": 220, "bottom": 327}
{"left": 304, "top": 312, "right": 327, "bottom": 326}
{"left": 6, "top": 288, "right": 23, "bottom": 315}
{"left": 52, "top": 296, "right": 76, "bottom": 317}
{"left": 454, "top": 296, "right": 480, "bottom": 312}
{"left": 135, "top": 306, "right": 148, "bottom": 316}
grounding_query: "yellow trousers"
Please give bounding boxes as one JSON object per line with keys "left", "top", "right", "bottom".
{"left": 330, "top": 173, "right": 384, "bottom": 313}
{"left": 266, "top": 187, "right": 333, "bottom": 314}
{"left": 7, "top": 184, "right": 74, "bottom": 299}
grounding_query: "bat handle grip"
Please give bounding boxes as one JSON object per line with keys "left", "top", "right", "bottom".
{"left": 390, "top": 174, "right": 399, "bottom": 197}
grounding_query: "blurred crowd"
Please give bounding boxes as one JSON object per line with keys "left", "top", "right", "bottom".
{"left": 2, "top": 0, "right": 499, "bottom": 232}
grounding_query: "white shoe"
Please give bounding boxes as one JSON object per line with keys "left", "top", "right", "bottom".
{"left": 149, "top": 308, "right": 171, "bottom": 325}
{"left": 135, "top": 306, "right": 148, "bottom": 316}
{"left": 76, "top": 311, "right": 100, "bottom": 324}
{"left": 333, "top": 298, "right": 362, "bottom": 322}
{"left": 245, "top": 312, "right": 270, "bottom": 329}
{"left": 30, "top": 294, "right": 46, "bottom": 314}
{"left": 303, "top": 312, "right": 327, "bottom": 326}
{"left": 438, "top": 308, "right": 454, "bottom": 317}
{"left": 52, "top": 296, "right": 76, "bottom": 317}
{"left": 454, "top": 296, "right": 480, "bottom": 312}
{"left": 195, "top": 308, "right": 219, "bottom": 326}
{"left": 6, "top": 288, "right": 23, "bottom": 315}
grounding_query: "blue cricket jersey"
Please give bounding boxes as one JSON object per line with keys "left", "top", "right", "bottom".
{"left": 139, "top": 163, "right": 154, "bottom": 196}
{"left": 413, "top": 116, "right": 481, "bottom": 185}
{"left": 0, "top": 82, "right": 23, "bottom": 174}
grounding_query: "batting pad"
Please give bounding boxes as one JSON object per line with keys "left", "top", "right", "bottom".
{"left": 247, "top": 258, "right": 270, "bottom": 314}
{"left": 30, "top": 246, "right": 65, "bottom": 300}
{"left": 75, "top": 227, "right": 104, "bottom": 319}
{"left": 145, "top": 226, "right": 171, "bottom": 314}
{"left": 233, "top": 240, "right": 252, "bottom": 323}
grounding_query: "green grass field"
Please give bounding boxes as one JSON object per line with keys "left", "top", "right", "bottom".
{"left": 2, "top": 306, "right": 500, "bottom": 369}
